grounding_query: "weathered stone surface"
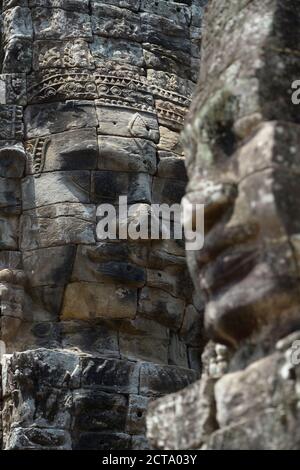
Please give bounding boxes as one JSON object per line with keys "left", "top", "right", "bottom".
{"left": 180, "top": 304, "right": 204, "bottom": 347}
{"left": 138, "top": 286, "right": 185, "bottom": 330}
{"left": 91, "top": 3, "right": 142, "bottom": 41}
{"left": 91, "top": 37, "right": 144, "bottom": 69}
{"left": 146, "top": 267, "right": 179, "bottom": 297}
{"left": 24, "top": 101, "right": 97, "bottom": 139}
{"left": 2, "top": 387, "right": 73, "bottom": 431}
{"left": 92, "top": 171, "right": 152, "bottom": 205}
{"left": 98, "top": 136, "right": 157, "bottom": 174}
{"left": 143, "top": 45, "right": 194, "bottom": 82}
{"left": 73, "top": 390, "right": 127, "bottom": 433}
{"left": 103, "top": 0, "right": 140, "bottom": 12}
{"left": 141, "top": 12, "right": 190, "bottom": 53}
{"left": 61, "top": 319, "right": 120, "bottom": 357}
{"left": 148, "top": 69, "right": 194, "bottom": 98}
{"left": 126, "top": 394, "right": 150, "bottom": 435}
{"left": 5, "top": 427, "right": 72, "bottom": 450}
{"left": 131, "top": 435, "right": 150, "bottom": 450}
{"left": 0, "top": 250, "right": 22, "bottom": 269}
{"left": 0, "top": 142, "right": 26, "bottom": 177}
{"left": 23, "top": 245, "right": 76, "bottom": 286}
{"left": 119, "top": 317, "right": 169, "bottom": 364}
{"left": 157, "top": 154, "right": 187, "bottom": 180}
{"left": 140, "top": 363, "right": 198, "bottom": 397}
{"left": 152, "top": 176, "right": 186, "bottom": 205}
{"left": 140, "top": 0, "right": 191, "bottom": 26}
{"left": 205, "top": 408, "right": 300, "bottom": 451}
{"left": 2, "top": 38, "right": 33, "bottom": 74}
{"left": 72, "top": 248, "right": 146, "bottom": 287}
{"left": 168, "top": 333, "right": 189, "bottom": 368}
{"left": 0, "top": 105, "right": 23, "bottom": 141}
{"left": 0, "top": 177, "right": 21, "bottom": 209}
{"left": 96, "top": 105, "right": 159, "bottom": 143}
{"left": 3, "top": 349, "right": 81, "bottom": 396}
{"left": 72, "top": 241, "right": 148, "bottom": 271}
{"left": 188, "top": 347, "right": 203, "bottom": 372}
{"left": 0, "top": 214, "right": 19, "bottom": 250}
{"left": 25, "top": 285, "right": 65, "bottom": 321}
{"left": 3, "top": 1, "right": 29, "bottom": 11}
{"left": 28, "top": 0, "right": 89, "bottom": 11}
{"left": 21, "top": 203, "right": 96, "bottom": 250}
{"left": 31, "top": 8, "right": 92, "bottom": 40}
{"left": 26, "top": 69, "right": 98, "bottom": 104}
{"left": 2, "top": 7, "right": 33, "bottom": 44}
{"left": 214, "top": 353, "right": 290, "bottom": 429}
{"left": 0, "top": 74, "right": 27, "bottom": 106}
{"left": 81, "top": 356, "right": 139, "bottom": 394}
{"left": 147, "top": 376, "right": 217, "bottom": 450}
{"left": 148, "top": 239, "right": 186, "bottom": 270}
{"left": 33, "top": 39, "right": 94, "bottom": 71}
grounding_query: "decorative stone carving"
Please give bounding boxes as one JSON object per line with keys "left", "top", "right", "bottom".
{"left": 33, "top": 40, "right": 94, "bottom": 71}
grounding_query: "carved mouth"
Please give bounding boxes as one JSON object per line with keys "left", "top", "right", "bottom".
{"left": 199, "top": 244, "right": 259, "bottom": 296}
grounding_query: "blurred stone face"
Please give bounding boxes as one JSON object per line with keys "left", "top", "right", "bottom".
{"left": 182, "top": 0, "right": 300, "bottom": 347}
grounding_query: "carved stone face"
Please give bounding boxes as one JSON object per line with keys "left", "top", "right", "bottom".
{"left": 17, "top": 75, "right": 192, "bottom": 359}
{"left": 0, "top": 1, "right": 206, "bottom": 375}
{"left": 184, "top": 118, "right": 300, "bottom": 347}
{"left": 181, "top": 0, "right": 300, "bottom": 348}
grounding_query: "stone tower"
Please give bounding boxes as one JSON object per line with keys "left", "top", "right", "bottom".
{"left": 0, "top": 0, "right": 205, "bottom": 450}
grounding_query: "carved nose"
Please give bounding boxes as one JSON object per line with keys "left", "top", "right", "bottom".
{"left": 185, "top": 180, "right": 238, "bottom": 233}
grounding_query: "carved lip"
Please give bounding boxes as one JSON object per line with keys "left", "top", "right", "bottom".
{"left": 199, "top": 244, "right": 259, "bottom": 295}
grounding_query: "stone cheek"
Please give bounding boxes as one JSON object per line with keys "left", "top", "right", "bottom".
{"left": 0, "top": 0, "right": 203, "bottom": 451}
